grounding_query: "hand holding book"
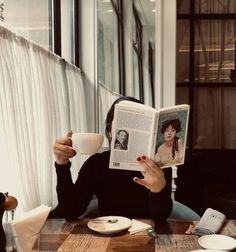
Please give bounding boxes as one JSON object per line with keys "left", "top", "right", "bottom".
{"left": 133, "top": 155, "right": 166, "bottom": 193}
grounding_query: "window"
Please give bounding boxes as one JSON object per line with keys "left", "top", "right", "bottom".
{"left": 96, "top": 0, "right": 155, "bottom": 105}
{"left": 2, "top": 0, "right": 79, "bottom": 61}
{"left": 3, "top": 0, "right": 53, "bottom": 50}
{"left": 132, "top": 0, "right": 155, "bottom": 106}
{"left": 176, "top": 0, "right": 236, "bottom": 150}
{"left": 176, "top": 1, "right": 236, "bottom": 217}
{"left": 97, "top": 0, "right": 123, "bottom": 94}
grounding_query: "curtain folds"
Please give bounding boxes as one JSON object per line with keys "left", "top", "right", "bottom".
{"left": 0, "top": 25, "right": 87, "bottom": 212}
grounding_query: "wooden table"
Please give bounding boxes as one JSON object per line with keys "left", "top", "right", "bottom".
{"left": 38, "top": 218, "right": 236, "bottom": 252}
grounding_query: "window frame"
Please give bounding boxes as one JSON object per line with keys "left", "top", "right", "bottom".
{"left": 177, "top": 0, "right": 236, "bottom": 150}
{"left": 53, "top": 0, "right": 62, "bottom": 56}
{"left": 132, "top": 3, "right": 144, "bottom": 103}
{"left": 111, "top": 0, "right": 126, "bottom": 95}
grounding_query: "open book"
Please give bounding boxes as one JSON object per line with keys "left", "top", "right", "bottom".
{"left": 109, "top": 101, "right": 190, "bottom": 171}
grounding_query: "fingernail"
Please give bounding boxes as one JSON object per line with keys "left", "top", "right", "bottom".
{"left": 142, "top": 155, "right": 146, "bottom": 160}
{"left": 137, "top": 157, "right": 141, "bottom": 161}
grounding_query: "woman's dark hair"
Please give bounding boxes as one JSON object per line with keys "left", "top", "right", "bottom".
{"left": 161, "top": 118, "right": 181, "bottom": 134}
{"left": 105, "top": 96, "right": 142, "bottom": 141}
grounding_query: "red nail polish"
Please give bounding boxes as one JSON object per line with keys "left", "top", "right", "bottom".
{"left": 137, "top": 157, "right": 141, "bottom": 161}
{"left": 142, "top": 155, "right": 146, "bottom": 160}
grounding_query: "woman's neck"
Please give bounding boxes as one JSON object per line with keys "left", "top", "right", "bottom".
{"left": 164, "top": 139, "right": 174, "bottom": 147}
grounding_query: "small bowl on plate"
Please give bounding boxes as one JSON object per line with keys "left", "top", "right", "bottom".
{"left": 189, "top": 250, "right": 226, "bottom": 252}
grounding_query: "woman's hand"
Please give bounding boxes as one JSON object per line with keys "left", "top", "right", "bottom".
{"left": 133, "top": 155, "right": 166, "bottom": 193}
{"left": 53, "top": 130, "right": 76, "bottom": 165}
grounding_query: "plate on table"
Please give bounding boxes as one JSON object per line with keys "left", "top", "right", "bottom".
{"left": 87, "top": 216, "right": 131, "bottom": 235}
{"left": 189, "top": 250, "right": 226, "bottom": 252}
{"left": 198, "top": 234, "right": 236, "bottom": 251}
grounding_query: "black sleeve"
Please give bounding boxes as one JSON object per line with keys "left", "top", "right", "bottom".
{"left": 148, "top": 167, "right": 173, "bottom": 224}
{"left": 50, "top": 156, "right": 97, "bottom": 221}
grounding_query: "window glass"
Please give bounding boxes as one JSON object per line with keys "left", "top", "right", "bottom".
{"left": 97, "top": 0, "right": 119, "bottom": 93}
{"left": 194, "top": 19, "right": 236, "bottom": 83}
{"left": 3, "top": 0, "right": 52, "bottom": 50}
{"left": 177, "top": 0, "right": 236, "bottom": 151}
{"left": 176, "top": 20, "right": 190, "bottom": 83}
{"left": 176, "top": 87, "right": 189, "bottom": 105}
{"left": 177, "top": 0, "right": 190, "bottom": 14}
{"left": 193, "top": 87, "right": 236, "bottom": 149}
{"left": 61, "top": 0, "right": 74, "bottom": 63}
{"left": 195, "top": 0, "right": 236, "bottom": 14}
{"left": 133, "top": 0, "right": 155, "bottom": 106}
{"left": 133, "top": 48, "right": 140, "bottom": 100}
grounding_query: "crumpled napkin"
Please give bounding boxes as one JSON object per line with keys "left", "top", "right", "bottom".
{"left": 128, "top": 219, "right": 152, "bottom": 235}
{"left": 9, "top": 204, "right": 51, "bottom": 252}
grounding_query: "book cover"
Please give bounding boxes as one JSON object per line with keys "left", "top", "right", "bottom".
{"left": 154, "top": 105, "right": 190, "bottom": 168}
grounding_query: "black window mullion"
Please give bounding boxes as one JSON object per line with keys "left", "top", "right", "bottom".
{"left": 178, "top": 13, "right": 236, "bottom": 20}
{"left": 111, "top": 0, "right": 126, "bottom": 96}
{"left": 148, "top": 42, "right": 155, "bottom": 108}
{"left": 177, "top": 82, "right": 236, "bottom": 87}
{"left": 53, "top": 0, "right": 61, "bottom": 56}
{"left": 133, "top": 3, "right": 144, "bottom": 103}
{"left": 118, "top": 0, "right": 125, "bottom": 95}
{"left": 188, "top": 0, "right": 195, "bottom": 152}
{"left": 74, "top": 0, "right": 80, "bottom": 68}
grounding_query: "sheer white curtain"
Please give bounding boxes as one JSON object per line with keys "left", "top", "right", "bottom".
{"left": 0, "top": 25, "right": 87, "bottom": 213}
{"left": 65, "top": 63, "right": 89, "bottom": 183}
{"left": 98, "top": 82, "right": 120, "bottom": 147}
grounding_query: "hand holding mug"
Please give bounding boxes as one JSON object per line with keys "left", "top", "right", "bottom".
{"left": 53, "top": 130, "right": 76, "bottom": 165}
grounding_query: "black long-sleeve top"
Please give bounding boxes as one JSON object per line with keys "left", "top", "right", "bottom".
{"left": 52, "top": 150, "right": 173, "bottom": 224}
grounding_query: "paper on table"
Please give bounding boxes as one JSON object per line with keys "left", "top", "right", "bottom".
{"left": 128, "top": 219, "right": 152, "bottom": 235}
{"left": 9, "top": 204, "right": 51, "bottom": 252}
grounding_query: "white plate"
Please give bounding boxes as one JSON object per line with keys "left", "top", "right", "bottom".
{"left": 198, "top": 234, "right": 236, "bottom": 251}
{"left": 87, "top": 216, "right": 131, "bottom": 235}
{"left": 189, "top": 250, "right": 226, "bottom": 252}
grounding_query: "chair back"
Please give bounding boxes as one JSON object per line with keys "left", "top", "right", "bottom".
{"left": 169, "top": 200, "right": 200, "bottom": 220}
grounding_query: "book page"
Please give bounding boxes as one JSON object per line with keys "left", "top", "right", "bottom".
{"left": 109, "top": 102, "right": 156, "bottom": 171}
{"left": 154, "top": 104, "right": 190, "bottom": 168}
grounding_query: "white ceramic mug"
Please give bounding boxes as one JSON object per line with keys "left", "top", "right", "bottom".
{"left": 71, "top": 133, "right": 104, "bottom": 155}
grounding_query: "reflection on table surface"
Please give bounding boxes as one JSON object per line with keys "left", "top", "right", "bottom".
{"left": 38, "top": 218, "right": 236, "bottom": 252}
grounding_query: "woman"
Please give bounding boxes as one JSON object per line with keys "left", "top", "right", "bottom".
{"left": 155, "top": 118, "right": 184, "bottom": 167}
{"left": 50, "top": 97, "right": 173, "bottom": 224}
